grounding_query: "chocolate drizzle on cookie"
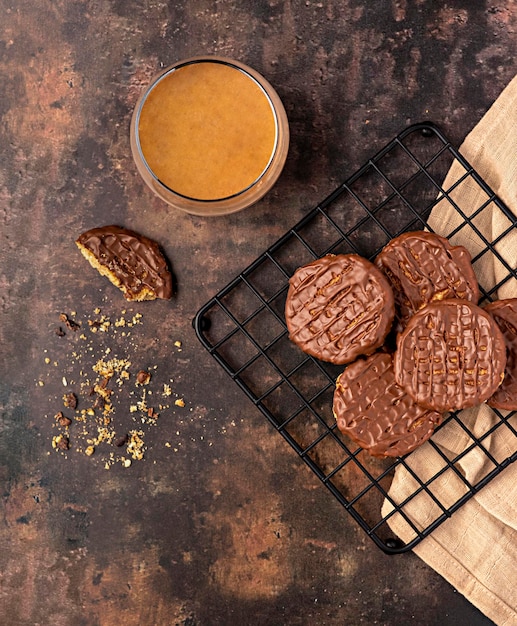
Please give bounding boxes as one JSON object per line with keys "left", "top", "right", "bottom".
{"left": 76, "top": 225, "right": 173, "bottom": 301}
{"left": 394, "top": 299, "right": 506, "bottom": 412}
{"left": 486, "top": 298, "right": 517, "bottom": 410}
{"left": 285, "top": 254, "right": 394, "bottom": 365}
{"left": 375, "top": 231, "right": 479, "bottom": 328}
{"left": 333, "top": 352, "right": 443, "bottom": 457}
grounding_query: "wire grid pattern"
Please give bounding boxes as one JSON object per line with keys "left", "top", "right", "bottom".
{"left": 193, "top": 123, "right": 517, "bottom": 553}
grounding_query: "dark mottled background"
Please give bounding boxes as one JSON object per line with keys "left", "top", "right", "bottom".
{"left": 1, "top": 1, "right": 516, "bottom": 624}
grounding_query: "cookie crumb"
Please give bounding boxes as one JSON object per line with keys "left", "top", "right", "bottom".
{"left": 53, "top": 434, "right": 70, "bottom": 450}
{"left": 63, "top": 392, "right": 78, "bottom": 409}
{"left": 59, "top": 313, "right": 80, "bottom": 332}
{"left": 136, "top": 370, "right": 151, "bottom": 385}
{"left": 126, "top": 430, "right": 145, "bottom": 460}
{"left": 55, "top": 412, "right": 72, "bottom": 428}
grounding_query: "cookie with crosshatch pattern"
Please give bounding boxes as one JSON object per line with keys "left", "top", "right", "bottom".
{"left": 486, "top": 298, "right": 517, "bottom": 411}
{"left": 394, "top": 299, "right": 506, "bottom": 412}
{"left": 285, "top": 254, "right": 395, "bottom": 365}
{"left": 333, "top": 351, "right": 443, "bottom": 458}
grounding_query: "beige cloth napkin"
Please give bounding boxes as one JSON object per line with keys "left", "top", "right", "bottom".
{"left": 382, "top": 74, "right": 517, "bottom": 626}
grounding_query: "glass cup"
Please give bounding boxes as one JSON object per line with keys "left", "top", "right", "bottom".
{"left": 130, "top": 56, "right": 289, "bottom": 216}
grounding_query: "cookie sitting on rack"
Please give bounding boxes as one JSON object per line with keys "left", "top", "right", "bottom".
{"left": 285, "top": 254, "right": 395, "bottom": 365}
{"left": 485, "top": 298, "right": 517, "bottom": 411}
{"left": 333, "top": 351, "right": 443, "bottom": 458}
{"left": 394, "top": 299, "right": 506, "bottom": 412}
{"left": 375, "top": 231, "right": 480, "bottom": 329}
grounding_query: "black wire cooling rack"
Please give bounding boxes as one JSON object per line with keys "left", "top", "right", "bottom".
{"left": 193, "top": 122, "right": 517, "bottom": 554}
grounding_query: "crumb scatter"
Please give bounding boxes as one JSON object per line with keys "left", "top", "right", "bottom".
{"left": 41, "top": 308, "right": 189, "bottom": 467}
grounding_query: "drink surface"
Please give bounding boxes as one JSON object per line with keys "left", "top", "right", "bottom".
{"left": 138, "top": 61, "right": 278, "bottom": 201}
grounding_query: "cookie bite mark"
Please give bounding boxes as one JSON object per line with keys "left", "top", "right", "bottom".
{"left": 76, "top": 225, "right": 173, "bottom": 301}
{"left": 375, "top": 231, "right": 479, "bottom": 328}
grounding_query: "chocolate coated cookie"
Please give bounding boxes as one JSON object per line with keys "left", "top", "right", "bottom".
{"left": 486, "top": 299, "right": 517, "bottom": 410}
{"left": 375, "top": 231, "right": 479, "bottom": 327}
{"left": 333, "top": 352, "right": 443, "bottom": 458}
{"left": 285, "top": 254, "right": 395, "bottom": 365}
{"left": 394, "top": 299, "right": 506, "bottom": 412}
{"left": 76, "top": 225, "right": 173, "bottom": 301}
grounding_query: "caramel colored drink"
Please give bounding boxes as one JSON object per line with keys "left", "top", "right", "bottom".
{"left": 130, "top": 57, "right": 289, "bottom": 215}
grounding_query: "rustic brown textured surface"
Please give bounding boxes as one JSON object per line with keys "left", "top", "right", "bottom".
{"left": 1, "top": 1, "right": 516, "bottom": 624}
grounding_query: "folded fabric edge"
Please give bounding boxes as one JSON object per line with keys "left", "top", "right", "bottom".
{"left": 414, "top": 533, "right": 516, "bottom": 626}
{"left": 381, "top": 496, "right": 517, "bottom": 626}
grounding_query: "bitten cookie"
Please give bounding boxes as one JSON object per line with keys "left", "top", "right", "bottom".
{"left": 285, "top": 254, "right": 395, "bottom": 365}
{"left": 375, "top": 231, "right": 479, "bottom": 327}
{"left": 333, "top": 352, "right": 443, "bottom": 458}
{"left": 394, "top": 299, "right": 506, "bottom": 412}
{"left": 486, "top": 298, "right": 517, "bottom": 410}
{"left": 76, "top": 225, "right": 173, "bottom": 301}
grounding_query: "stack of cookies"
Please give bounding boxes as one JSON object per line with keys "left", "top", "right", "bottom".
{"left": 285, "top": 231, "right": 517, "bottom": 458}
